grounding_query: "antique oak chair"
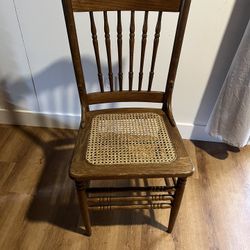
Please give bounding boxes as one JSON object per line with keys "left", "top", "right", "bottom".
{"left": 62, "top": 0, "right": 194, "bottom": 236}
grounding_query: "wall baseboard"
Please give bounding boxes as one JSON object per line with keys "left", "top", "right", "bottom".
{"left": 176, "top": 122, "right": 221, "bottom": 142}
{"left": 0, "top": 109, "right": 81, "bottom": 129}
{"left": 0, "top": 109, "right": 226, "bottom": 143}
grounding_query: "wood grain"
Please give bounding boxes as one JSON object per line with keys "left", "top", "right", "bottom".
{"left": 163, "top": 0, "right": 191, "bottom": 125}
{"left": 86, "top": 91, "right": 165, "bottom": 104}
{"left": 71, "top": 0, "right": 181, "bottom": 12}
{"left": 0, "top": 125, "right": 250, "bottom": 249}
{"left": 62, "top": 0, "right": 89, "bottom": 111}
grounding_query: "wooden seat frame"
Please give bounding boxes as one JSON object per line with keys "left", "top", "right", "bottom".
{"left": 62, "top": 0, "right": 194, "bottom": 236}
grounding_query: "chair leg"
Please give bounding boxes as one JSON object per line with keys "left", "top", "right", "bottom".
{"left": 75, "top": 181, "right": 92, "bottom": 236}
{"left": 167, "top": 177, "right": 187, "bottom": 233}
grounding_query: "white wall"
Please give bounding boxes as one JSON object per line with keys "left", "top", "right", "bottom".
{"left": 0, "top": 0, "right": 39, "bottom": 111}
{"left": 0, "top": 0, "right": 249, "bottom": 140}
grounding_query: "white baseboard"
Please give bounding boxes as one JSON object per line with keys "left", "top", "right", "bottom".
{"left": 0, "top": 109, "right": 81, "bottom": 129}
{"left": 0, "top": 109, "right": 222, "bottom": 142}
{"left": 176, "top": 122, "right": 221, "bottom": 142}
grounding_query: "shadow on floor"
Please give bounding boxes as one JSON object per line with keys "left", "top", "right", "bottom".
{"left": 0, "top": 54, "right": 167, "bottom": 236}
{"left": 191, "top": 140, "right": 240, "bottom": 160}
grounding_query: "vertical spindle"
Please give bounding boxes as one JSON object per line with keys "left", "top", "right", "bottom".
{"left": 89, "top": 11, "right": 104, "bottom": 92}
{"left": 103, "top": 11, "right": 114, "bottom": 91}
{"left": 148, "top": 11, "right": 162, "bottom": 91}
{"left": 138, "top": 11, "right": 148, "bottom": 91}
{"left": 117, "top": 11, "right": 123, "bottom": 91}
{"left": 129, "top": 11, "right": 135, "bottom": 91}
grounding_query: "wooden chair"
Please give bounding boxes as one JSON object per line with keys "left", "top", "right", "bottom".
{"left": 62, "top": 0, "right": 194, "bottom": 236}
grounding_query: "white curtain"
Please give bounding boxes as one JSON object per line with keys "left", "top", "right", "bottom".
{"left": 206, "top": 19, "right": 250, "bottom": 148}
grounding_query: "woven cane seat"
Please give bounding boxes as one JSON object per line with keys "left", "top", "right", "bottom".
{"left": 86, "top": 112, "right": 177, "bottom": 165}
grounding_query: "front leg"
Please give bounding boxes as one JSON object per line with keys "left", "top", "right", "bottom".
{"left": 75, "top": 181, "right": 91, "bottom": 236}
{"left": 167, "top": 177, "right": 186, "bottom": 233}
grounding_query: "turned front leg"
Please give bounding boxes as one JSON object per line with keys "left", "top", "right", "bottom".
{"left": 75, "top": 181, "right": 91, "bottom": 236}
{"left": 167, "top": 177, "right": 187, "bottom": 233}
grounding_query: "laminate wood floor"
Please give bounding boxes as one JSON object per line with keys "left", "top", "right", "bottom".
{"left": 0, "top": 125, "right": 249, "bottom": 250}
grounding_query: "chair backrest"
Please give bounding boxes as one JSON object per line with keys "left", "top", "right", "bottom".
{"left": 62, "top": 0, "right": 191, "bottom": 122}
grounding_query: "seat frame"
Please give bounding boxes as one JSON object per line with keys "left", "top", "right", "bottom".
{"left": 62, "top": 0, "right": 193, "bottom": 236}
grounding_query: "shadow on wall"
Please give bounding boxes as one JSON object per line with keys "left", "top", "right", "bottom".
{"left": 191, "top": 0, "right": 250, "bottom": 157}
{"left": 31, "top": 56, "right": 121, "bottom": 116}
{"left": 32, "top": 56, "right": 120, "bottom": 100}
{"left": 0, "top": 56, "right": 120, "bottom": 128}
{"left": 2, "top": 56, "right": 119, "bottom": 111}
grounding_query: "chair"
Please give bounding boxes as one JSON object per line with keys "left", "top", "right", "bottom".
{"left": 62, "top": 0, "right": 194, "bottom": 236}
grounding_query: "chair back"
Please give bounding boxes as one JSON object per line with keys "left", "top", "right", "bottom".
{"left": 62, "top": 0, "right": 191, "bottom": 120}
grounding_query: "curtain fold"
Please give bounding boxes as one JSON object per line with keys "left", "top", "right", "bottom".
{"left": 206, "top": 19, "right": 250, "bottom": 148}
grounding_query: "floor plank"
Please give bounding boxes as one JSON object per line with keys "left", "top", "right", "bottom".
{"left": 0, "top": 125, "right": 249, "bottom": 250}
